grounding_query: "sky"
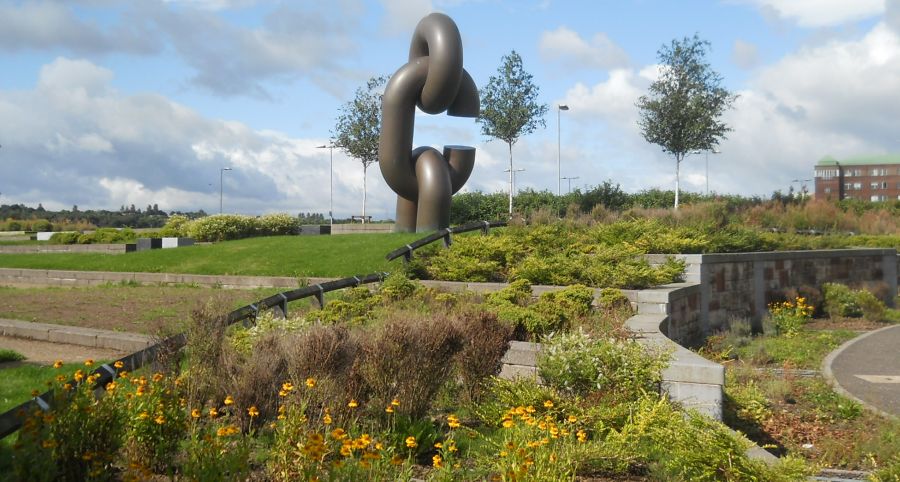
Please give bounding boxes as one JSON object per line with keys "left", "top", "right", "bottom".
{"left": 1, "top": 0, "right": 899, "bottom": 219}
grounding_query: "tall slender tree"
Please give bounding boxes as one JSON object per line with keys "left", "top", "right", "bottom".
{"left": 332, "top": 76, "right": 387, "bottom": 222}
{"left": 477, "top": 51, "right": 548, "bottom": 215}
{"left": 636, "top": 35, "right": 736, "bottom": 209}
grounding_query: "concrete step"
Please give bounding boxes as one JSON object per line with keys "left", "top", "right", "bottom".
{"left": 635, "top": 301, "right": 670, "bottom": 315}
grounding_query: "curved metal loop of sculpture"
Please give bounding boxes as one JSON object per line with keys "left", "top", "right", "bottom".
{"left": 379, "top": 13, "right": 480, "bottom": 233}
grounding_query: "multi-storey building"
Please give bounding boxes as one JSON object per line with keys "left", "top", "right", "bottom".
{"left": 814, "top": 154, "right": 900, "bottom": 201}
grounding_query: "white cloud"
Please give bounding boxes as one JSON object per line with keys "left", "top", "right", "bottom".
{"left": 732, "top": 39, "right": 761, "bottom": 69}
{"left": 379, "top": 0, "right": 435, "bottom": 36}
{"left": 549, "top": 19, "right": 900, "bottom": 197}
{"left": 538, "top": 27, "right": 629, "bottom": 70}
{"left": 738, "top": 0, "right": 884, "bottom": 27}
{"left": 0, "top": 2, "right": 159, "bottom": 54}
{"left": 0, "top": 57, "right": 399, "bottom": 218}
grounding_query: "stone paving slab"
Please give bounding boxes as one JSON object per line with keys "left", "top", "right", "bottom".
{"left": 0, "top": 318, "right": 152, "bottom": 352}
{"left": 824, "top": 324, "right": 900, "bottom": 418}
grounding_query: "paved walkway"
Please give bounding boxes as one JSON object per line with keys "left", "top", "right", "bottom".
{"left": 824, "top": 324, "right": 900, "bottom": 418}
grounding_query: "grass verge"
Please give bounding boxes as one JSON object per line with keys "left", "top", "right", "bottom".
{"left": 0, "top": 233, "right": 420, "bottom": 277}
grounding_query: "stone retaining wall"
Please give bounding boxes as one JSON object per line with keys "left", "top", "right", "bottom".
{"left": 698, "top": 249, "right": 897, "bottom": 337}
{"left": 0, "top": 244, "right": 130, "bottom": 254}
{"left": 0, "top": 268, "right": 333, "bottom": 289}
{"left": 330, "top": 224, "right": 395, "bottom": 234}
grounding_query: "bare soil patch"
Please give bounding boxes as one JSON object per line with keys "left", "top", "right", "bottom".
{"left": 0, "top": 285, "right": 284, "bottom": 335}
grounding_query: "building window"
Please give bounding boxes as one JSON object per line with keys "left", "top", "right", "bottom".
{"left": 871, "top": 182, "right": 880, "bottom": 189}
{"left": 854, "top": 182, "right": 862, "bottom": 190}
{"left": 883, "top": 182, "right": 889, "bottom": 189}
{"left": 872, "top": 195, "right": 887, "bottom": 202}
{"left": 816, "top": 169, "right": 838, "bottom": 180}
{"left": 824, "top": 187, "right": 832, "bottom": 193}
{"left": 871, "top": 168, "right": 887, "bottom": 176}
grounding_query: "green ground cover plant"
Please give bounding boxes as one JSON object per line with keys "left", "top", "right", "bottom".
{"left": 0, "top": 349, "right": 26, "bottom": 363}
{"left": 0, "top": 232, "right": 418, "bottom": 277}
{"left": 697, "top": 291, "right": 900, "bottom": 473}
{"left": 1, "top": 277, "right": 813, "bottom": 480}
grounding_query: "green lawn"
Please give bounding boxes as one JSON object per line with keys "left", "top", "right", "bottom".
{"left": 0, "top": 233, "right": 420, "bottom": 277}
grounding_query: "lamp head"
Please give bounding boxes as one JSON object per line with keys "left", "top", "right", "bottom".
{"left": 558, "top": 104, "right": 569, "bottom": 111}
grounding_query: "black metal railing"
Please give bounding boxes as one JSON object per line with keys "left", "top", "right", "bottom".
{"left": 0, "top": 219, "right": 504, "bottom": 439}
{"left": 385, "top": 220, "right": 506, "bottom": 262}
{"left": 0, "top": 272, "right": 387, "bottom": 439}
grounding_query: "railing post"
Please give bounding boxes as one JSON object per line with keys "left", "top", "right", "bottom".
{"left": 314, "top": 285, "right": 325, "bottom": 308}
{"left": 273, "top": 293, "right": 289, "bottom": 319}
{"left": 442, "top": 229, "right": 452, "bottom": 248}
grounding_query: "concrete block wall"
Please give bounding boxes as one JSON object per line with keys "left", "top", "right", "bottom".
{"left": 0, "top": 244, "right": 129, "bottom": 254}
{"left": 700, "top": 249, "right": 897, "bottom": 333}
{"left": 330, "top": 224, "right": 395, "bottom": 235}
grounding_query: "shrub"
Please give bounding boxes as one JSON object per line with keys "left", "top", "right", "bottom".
{"left": 538, "top": 330, "right": 669, "bottom": 399}
{"left": 47, "top": 232, "right": 80, "bottom": 244}
{"left": 258, "top": 213, "right": 300, "bottom": 236}
{"left": 452, "top": 308, "right": 514, "bottom": 402}
{"left": 0, "top": 348, "right": 26, "bottom": 362}
{"left": 767, "top": 296, "right": 814, "bottom": 337}
{"left": 822, "top": 283, "right": 887, "bottom": 320}
{"left": 158, "top": 214, "right": 189, "bottom": 237}
{"left": 186, "top": 214, "right": 257, "bottom": 242}
{"left": 359, "top": 313, "right": 464, "bottom": 419}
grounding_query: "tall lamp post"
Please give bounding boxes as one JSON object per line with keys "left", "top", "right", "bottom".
{"left": 317, "top": 144, "right": 334, "bottom": 227}
{"left": 561, "top": 176, "right": 579, "bottom": 194}
{"left": 557, "top": 104, "right": 569, "bottom": 197}
{"left": 706, "top": 148, "right": 720, "bottom": 196}
{"left": 219, "top": 167, "right": 232, "bottom": 214}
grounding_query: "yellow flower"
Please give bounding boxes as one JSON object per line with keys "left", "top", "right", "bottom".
{"left": 248, "top": 406, "right": 259, "bottom": 418}
{"left": 63, "top": 383, "right": 72, "bottom": 391}
{"left": 208, "top": 407, "right": 218, "bottom": 418}
{"left": 106, "top": 382, "right": 117, "bottom": 391}
{"left": 305, "top": 378, "right": 316, "bottom": 388}
{"left": 154, "top": 415, "right": 165, "bottom": 425}
{"left": 433, "top": 454, "right": 443, "bottom": 468}
{"left": 53, "top": 360, "right": 63, "bottom": 369}
{"left": 84, "top": 359, "right": 94, "bottom": 367}
{"left": 385, "top": 405, "right": 395, "bottom": 414}
{"left": 55, "top": 374, "right": 66, "bottom": 382}
{"left": 224, "top": 395, "right": 234, "bottom": 406}
{"left": 447, "top": 414, "right": 460, "bottom": 429}
{"left": 543, "top": 400, "right": 553, "bottom": 409}
{"left": 74, "top": 370, "right": 85, "bottom": 382}
{"left": 282, "top": 381, "right": 295, "bottom": 392}
{"left": 278, "top": 390, "right": 287, "bottom": 397}
{"left": 340, "top": 445, "right": 353, "bottom": 457}
{"left": 191, "top": 409, "right": 201, "bottom": 419}
{"left": 138, "top": 411, "right": 149, "bottom": 420}
{"left": 502, "top": 419, "right": 515, "bottom": 428}
{"left": 405, "top": 436, "right": 417, "bottom": 448}
{"left": 118, "top": 370, "right": 128, "bottom": 378}
{"left": 347, "top": 399, "right": 358, "bottom": 409}
{"left": 391, "top": 398, "right": 400, "bottom": 407}
{"left": 448, "top": 441, "right": 458, "bottom": 453}
{"left": 390, "top": 454, "right": 404, "bottom": 466}
{"left": 113, "top": 361, "right": 124, "bottom": 369}
{"left": 152, "top": 373, "right": 164, "bottom": 383}
{"left": 331, "top": 428, "right": 347, "bottom": 440}
{"left": 323, "top": 413, "right": 332, "bottom": 425}
{"left": 30, "top": 389, "right": 40, "bottom": 397}
{"left": 567, "top": 415, "right": 577, "bottom": 423}
{"left": 434, "top": 442, "right": 443, "bottom": 449}
{"left": 577, "top": 430, "right": 587, "bottom": 443}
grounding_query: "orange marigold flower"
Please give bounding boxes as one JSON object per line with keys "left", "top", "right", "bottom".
{"left": 248, "top": 406, "right": 259, "bottom": 418}
{"left": 74, "top": 370, "right": 84, "bottom": 382}
{"left": 433, "top": 454, "right": 443, "bottom": 468}
{"left": 305, "top": 378, "right": 316, "bottom": 388}
{"left": 52, "top": 360, "right": 63, "bottom": 369}
{"left": 84, "top": 359, "right": 94, "bottom": 367}
{"left": 191, "top": 409, "right": 201, "bottom": 419}
{"left": 405, "top": 436, "right": 417, "bottom": 448}
{"left": 152, "top": 373, "right": 164, "bottom": 383}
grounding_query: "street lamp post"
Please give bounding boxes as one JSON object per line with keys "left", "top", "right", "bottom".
{"left": 317, "top": 145, "right": 334, "bottom": 227}
{"left": 557, "top": 105, "right": 569, "bottom": 197}
{"left": 504, "top": 167, "right": 525, "bottom": 215}
{"left": 561, "top": 176, "right": 579, "bottom": 194}
{"left": 219, "top": 167, "right": 232, "bottom": 214}
{"left": 707, "top": 148, "right": 721, "bottom": 196}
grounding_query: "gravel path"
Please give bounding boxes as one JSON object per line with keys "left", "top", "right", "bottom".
{"left": 0, "top": 335, "right": 127, "bottom": 367}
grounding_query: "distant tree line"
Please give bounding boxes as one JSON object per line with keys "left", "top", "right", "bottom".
{"left": 0, "top": 203, "right": 208, "bottom": 231}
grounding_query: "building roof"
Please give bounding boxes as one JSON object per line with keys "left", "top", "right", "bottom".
{"left": 816, "top": 154, "right": 900, "bottom": 166}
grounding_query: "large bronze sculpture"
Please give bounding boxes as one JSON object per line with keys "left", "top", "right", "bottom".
{"left": 378, "top": 13, "right": 480, "bottom": 233}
